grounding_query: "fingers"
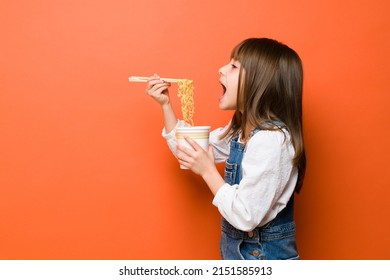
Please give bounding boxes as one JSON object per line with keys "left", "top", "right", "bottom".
{"left": 147, "top": 83, "right": 170, "bottom": 97}
{"left": 176, "top": 142, "right": 194, "bottom": 165}
{"left": 146, "top": 74, "right": 170, "bottom": 88}
{"left": 176, "top": 143, "right": 195, "bottom": 159}
{"left": 176, "top": 137, "right": 207, "bottom": 159}
{"left": 176, "top": 137, "right": 207, "bottom": 164}
{"left": 176, "top": 147, "right": 191, "bottom": 169}
{"left": 145, "top": 74, "right": 171, "bottom": 102}
{"left": 177, "top": 140, "right": 215, "bottom": 175}
{"left": 177, "top": 151, "right": 191, "bottom": 165}
{"left": 183, "top": 136, "right": 202, "bottom": 151}
{"left": 207, "top": 145, "right": 215, "bottom": 159}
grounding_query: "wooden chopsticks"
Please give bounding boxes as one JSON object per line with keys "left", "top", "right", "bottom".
{"left": 128, "top": 76, "right": 181, "bottom": 83}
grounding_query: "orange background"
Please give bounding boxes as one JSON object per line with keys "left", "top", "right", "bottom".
{"left": 1, "top": 0, "right": 389, "bottom": 259}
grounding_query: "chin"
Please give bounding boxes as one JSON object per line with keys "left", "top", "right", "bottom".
{"left": 218, "top": 103, "right": 230, "bottom": 111}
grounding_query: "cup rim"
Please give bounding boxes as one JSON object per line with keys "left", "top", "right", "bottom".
{"left": 176, "top": 126, "right": 211, "bottom": 131}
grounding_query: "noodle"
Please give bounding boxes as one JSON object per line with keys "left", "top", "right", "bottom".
{"left": 177, "top": 79, "right": 195, "bottom": 126}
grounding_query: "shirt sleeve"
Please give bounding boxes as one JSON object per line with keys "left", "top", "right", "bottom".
{"left": 208, "top": 123, "right": 231, "bottom": 163}
{"left": 212, "top": 130, "right": 298, "bottom": 232}
{"left": 161, "top": 120, "right": 189, "bottom": 156}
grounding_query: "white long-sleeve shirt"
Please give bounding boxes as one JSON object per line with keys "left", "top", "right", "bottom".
{"left": 162, "top": 120, "right": 298, "bottom": 232}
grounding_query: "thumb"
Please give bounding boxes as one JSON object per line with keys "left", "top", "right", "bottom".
{"left": 207, "top": 145, "right": 215, "bottom": 159}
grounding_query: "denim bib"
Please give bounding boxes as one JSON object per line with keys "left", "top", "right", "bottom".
{"left": 220, "top": 127, "right": 299, "bottom": 260}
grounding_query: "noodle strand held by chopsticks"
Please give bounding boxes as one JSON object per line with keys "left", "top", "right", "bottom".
{"left": 177, "top": 79, "right": 195, "bottom": 126}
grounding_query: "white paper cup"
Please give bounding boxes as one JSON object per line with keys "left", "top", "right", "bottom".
{"left": 175, "top": 126, "right": 211, "bottom": 169}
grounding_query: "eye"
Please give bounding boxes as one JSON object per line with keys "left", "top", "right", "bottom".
{"left": 231, "top": 64, "right": 237, "bottom": 68}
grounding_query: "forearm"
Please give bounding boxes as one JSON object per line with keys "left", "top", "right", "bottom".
{"left": 201, "top": 166, "right": 225, "bottom": 196}
{"left": 161, "top": 102, "right": 178, "bottom": 134}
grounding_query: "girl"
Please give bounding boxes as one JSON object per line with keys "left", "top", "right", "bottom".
{"left": 145, "top": 38, "right": 306, "bottom": 260}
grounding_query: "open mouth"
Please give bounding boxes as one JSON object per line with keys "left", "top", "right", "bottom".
{"left": 220, "top": 82, "right": 226, "bottom": 98}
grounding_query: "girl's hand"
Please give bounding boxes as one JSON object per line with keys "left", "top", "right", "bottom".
{"left": 146, "top": 74, "right": 171, "bottom": 106}
{"left": 176, "top": 136, "right": 216, "bottom": 177}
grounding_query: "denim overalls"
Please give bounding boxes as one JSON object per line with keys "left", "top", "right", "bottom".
{"left": 220, "top": 128, "right": 299, "bottom": 260}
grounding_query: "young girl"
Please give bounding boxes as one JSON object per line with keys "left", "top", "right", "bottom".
{"left": 145, "top": 38, "right": 306, "bottom": 260}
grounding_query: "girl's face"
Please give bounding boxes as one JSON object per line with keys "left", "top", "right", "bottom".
{"left": 218, "top": 59, "right": 241, "bottom": 110}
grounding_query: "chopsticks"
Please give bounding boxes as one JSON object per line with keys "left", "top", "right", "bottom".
{"left": 128, "top": 76, "right": 181, "bottom": 83}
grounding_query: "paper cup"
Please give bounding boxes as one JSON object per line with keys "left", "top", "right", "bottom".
{"left": 175, "top": 126, "right": 211, "bottom": 169}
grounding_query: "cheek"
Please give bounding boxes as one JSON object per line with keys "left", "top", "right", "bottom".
{"left": 226, "top": 92, "right": 238, "bottom": 109}
{"left": 228, "top": 74, "right": 239, "bottom": 89}
{"left": 228, "top": 80, "right": 239, "bottom": 99}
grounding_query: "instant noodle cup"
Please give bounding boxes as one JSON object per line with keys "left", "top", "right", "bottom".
{"left": 175, "top": 126, "right": 211, "bottom": 169}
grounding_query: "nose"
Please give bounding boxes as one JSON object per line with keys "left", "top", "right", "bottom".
{"left": 219, "top": 65, "right": 226, "bottom": 76}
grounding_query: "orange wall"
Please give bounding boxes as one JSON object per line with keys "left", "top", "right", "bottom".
{"left": 1, "top": 0, "right": 389, "bottom": 259}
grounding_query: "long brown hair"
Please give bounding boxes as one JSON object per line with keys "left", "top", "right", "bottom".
{"left": 222, "top": 38, "right": 306, "bottom": 192}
